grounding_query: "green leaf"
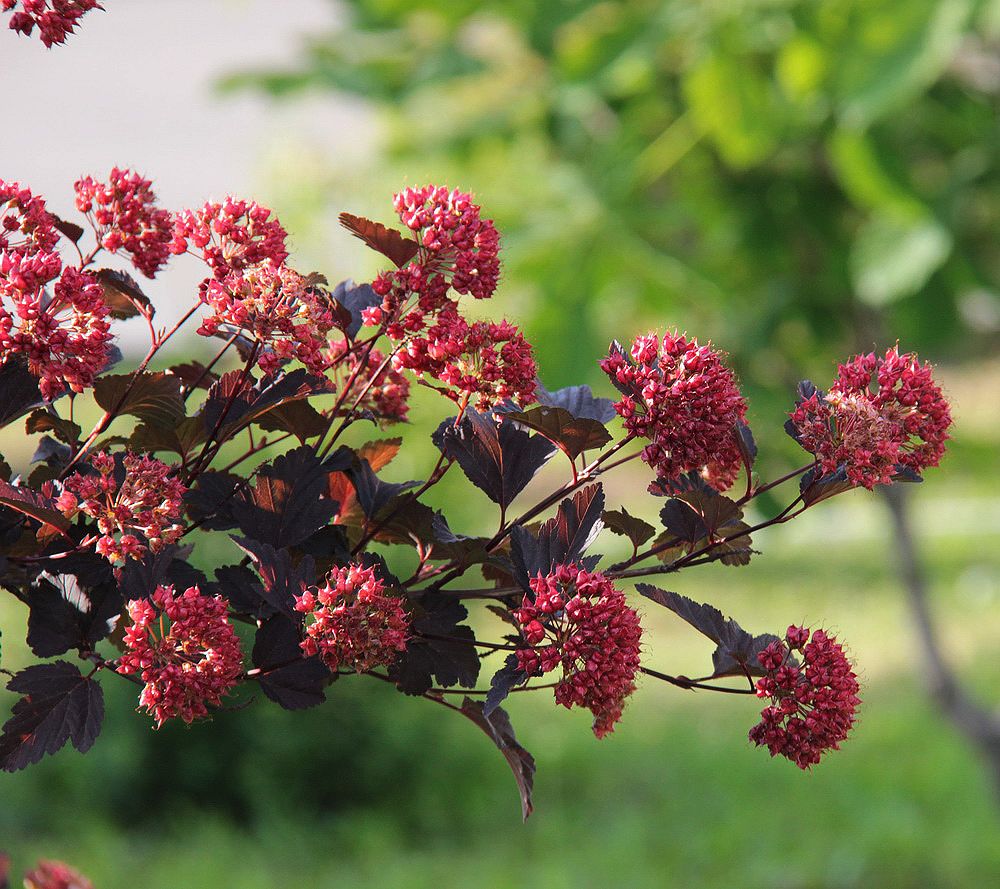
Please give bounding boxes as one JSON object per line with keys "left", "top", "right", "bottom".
{"left": 850, "top": 214, "right": 952, "bottom": 306}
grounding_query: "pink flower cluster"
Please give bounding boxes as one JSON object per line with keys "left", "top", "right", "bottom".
{"left": 2, "top": 0, "right": 99, "bottom": 47}
{"left": 171, "top": 198, "right": 288, "bottom": 279}
{"left": 1, "top": 178, "right": 59, "bottom": 255}
{"left": 117, "top": 585, "right": 243, "bottom": 726}
{"left": 394, "top": 307, "right": 536, "bottom": 410}
{"left": 367, "top": 183, "right": 499, "bottom": 330}
{"left": 601, "top": 332, "right": 748, "bottom": 491}
{"left": 514, "top": 564, "right": 643, "bottom": 738}
{"left": 74, "top": 167, "right": 172, "bottom": 278}
{"left": 23, "top": 859, "right": 93, "bottom": 889}
{"left": 58, "top": 451, "right": 186, "bottom": 563}
{"left": 326, "top": 338, "right": 410, "bottom": 422}
{"left": 1, "top": 178, "right": 112, "bottom": 398}
{"left": 294, "top": 563, "right": 410, "bottom": 672}
{"left": 788, "top": 346, "right": 952, "bottom": 489}
{"left": 199, "top": 264, "right": 338, "bottom": 376}
{"left": 749, "top": 626, "right": 861, "bottom": 769}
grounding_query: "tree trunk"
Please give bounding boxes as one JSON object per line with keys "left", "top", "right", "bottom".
{"left": 882, "top": 484, "right": 1000, "bottom": 793}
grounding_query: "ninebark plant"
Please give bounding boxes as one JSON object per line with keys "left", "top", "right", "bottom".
{"left": 0, "top": 172, "right": 954, "bottom": 818}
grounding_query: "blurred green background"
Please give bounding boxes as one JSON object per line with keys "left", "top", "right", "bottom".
{"left": 4, "top": 1, "right": 1000, "bottom": 886}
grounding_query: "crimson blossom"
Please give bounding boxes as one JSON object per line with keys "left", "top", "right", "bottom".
{"left": 601, "top": 331, "right": 748, "bottom": 491}
{"left": 788, "top": 345, "right": 952, "bottom": 489}
{"left": 117, "top": 585, "right": 244, "bottom": 726}
{"left": 2, "top": 0, "right": 100, "bottom": 47}
{"left": 1, "top": 178, "right": 60, "bottom": 256}
{"left": 22, "top": 859, "right": 93, "bottom": 889}
{"left": 749, "top": 626, "right": 861, "bottom": 768}
{"left": 58, "top": 451, "right": 187, "bottom": 563}
{"left": 514, "top": 564, "right": 643, "bottom": 738}
{"left": 294, "top": 563, "right": 411, "bottom": 672}
{"left": 74, "top": 167, "right": 173, "bottom": 278}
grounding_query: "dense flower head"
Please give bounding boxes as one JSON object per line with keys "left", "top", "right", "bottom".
{"left": 74, "top": 167, "right": 173, "bottom": 278}
{"left": 117, "top": 584, "right": 243, "bottom": 726}
{"left": 171, "top": 197, "right": 288, "bottom": 279}
{"left": 366, "top": 185, "right": 500, "bottom": 333}
{"left": 23, "top": 860, "right": 93, "bottom": 889}
{"left": 749, "top": 625, "right": 861, "bottom": 769}
{"left": 198, "top": 263, "right": 337, "bottom": 376}
{"left": 393, "top": 306, "right": 537, "bottom": 410}
{"left": 326, "top": 337, "right": 410, "bottom": 422}
{"left": 788, "top": 346, "right": 952, "bottom": 489}
{"left": 58, "top": 451, "right": 186, "bottom": 563}
{"left": 0, "top": 254, "right": 111, "bottom": 398}
{"left": 514, "top": 564, "right": 643, "bottom": 738}
{"left": 294, "top": 563, "right": 410, "bottom": 672}
{"left": 2, "top": 0, "right": 100, "bottom": 47}
{"left": 0, "top": 177, "right": 59, "bottom": 256}
{"left": 600, "top": 332, "right": 747, "bottom": 491}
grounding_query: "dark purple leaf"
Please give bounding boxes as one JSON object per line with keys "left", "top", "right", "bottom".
{"left": 800, "top": 465, "right": 852, "bottom": 506}
{"left": 503, "top": 406, "right": 611, "bottom": 459}
{"left": 537, "top": 382, "right": 617, "bottom": 423}
{"left": 390, "top": 594, "right": 479, "bottom": 695}
{"left": 200, "top": 369, "right": 328, "bottom": 440}
{"left": 330, "top": 279, "right": 381, "bottom": 338}
{"left": 94, "top": 372, "right": 184, "bottom": 429}
{"left": 433, "top": 410, "right": 555, "bottom": 509}
{"left": 26, "top": 571, "right": 122, "bottom": 657}
{"left": 711, "top": 632, "right": 783, "bottom": 679}
{"left": 0, "top": 479, "right": 70, "bottom": 534}
{"left": 214, "top": 563, "right": 269, "bottom": 618}
{"left": 185, "top": 471, "right": 242, "bottom": 531}
{"left": 347, "top": 458, "right": 419, "bottom": 520}
{"left": 257, "top": 399, "right": 327, "bottom": 442}
{"left": 25, "top": 410, "right": 81, "bottom": 445}
{"left": 130, "top": 417, "right": 206, "bottom": 458}
{"left": 602, "top": 507, "right": 656, "bottom": 550}
{"left": 233, "top": 537, "right": 316, "bottom": 617}
{"left": 483, "top": 653, "right": 526, "bottom": 717}
{"left": 252, "top": 615, "right": 328, "bottom": 710}
{"left": 0, "top": 661, "right": 104, "bottom": 772}
{"left": 0, "top": 358, "right": 44, "bottom": 428}
{"left": 459, "top": 698, "right": 535, "bottom": 821}
{"left": 95, "top": 268, "right": 153, "bottom": 320}
{"left": 511, "top": 484, "right": 605, "bottom": 592}
{"left": 49, "top": 213, "right": 84, "bottom": 244}
{"left": 232, "top": 447, "right": 337, "bottom": 548}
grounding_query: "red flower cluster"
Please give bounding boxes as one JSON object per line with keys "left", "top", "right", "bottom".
{"left": 0, "top": 254, "right": 111, "bottom": 399}
{"left": 367, "top": 185, "right": 500, "bottom": 333}
{"left": 171, "top": 197, "right": 288, "bottom": 279}
{"left": 749, "top": 626, "right": 861, "bottom": 769}
{"left": 59, "top": 451, "right": 186, "bottom": 563}
{"left": 326, "top": 338, "right": 410, "bottom": 422}
{"left": 117, "top": 585, "right": 243, "bottom": 726}
{"left": 23, "top": 860, "right": 93, "bottom": 889}
{"left": 2, "top": 0, "right": 99, "bottom": 47}
{"left": 199, "top": 264, "right": 338, "bottom": 376}
{"left": 600, "top": 332, "right": 747, "bottom": 491}
{"left": 788, "top": 346, "right": 952, "bottom": 489}
{"left": 1, "top": 178, "right": 59, "bottom": 256}
{"left": 294, "top": 564, "right": 410, "bottom": 672}
{"left": 394, "top": 307, "right": 536, "bottom": 410}
{"left": 74, "top": 167, "right": 173, "bottom": 278}
{"left": 514, "top": 564, "right": 643, "bottom": 738}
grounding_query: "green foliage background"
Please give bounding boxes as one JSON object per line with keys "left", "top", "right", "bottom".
{"left": 4, "top": 1, "right": 1000, "bottom": 886}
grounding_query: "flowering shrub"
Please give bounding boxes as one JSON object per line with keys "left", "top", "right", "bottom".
{"left": 0, "top": 168, "right": 952, "bottom": 822}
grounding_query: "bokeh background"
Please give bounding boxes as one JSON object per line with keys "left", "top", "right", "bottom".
{"left": 2, "top": 1, "right": 1000, "bottom": 886}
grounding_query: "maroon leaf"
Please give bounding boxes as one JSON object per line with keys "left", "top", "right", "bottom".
{"left": 232, "top": 448, "right": 338, "bottom": 548}
{"left": 0, "top": 661, "right": 104, "bottom": 772}
{"left": 602, "top": 507, "right": 655, "bottom": 550}
{"left": 460, "top": 698, "right": 536, "bottom": 821}
{"left": 432, "top": 411, "right": 555, "bottom": 510}
{"left": 339, "top": 212, "right": 420, "bottom": 268}
{"left": 0, "top": 479, "right": 71, "bottom": 534}
{"left": 49, "top": 213, "right": 84, "bottom": 244}
{"left": 511, "top": 484, "right": 605, "bottom": 591}
{"left": 0, "top": 358, "right": 44, "bottom": 428}
{"left": 504, "top": 405, "right": 611, "bottom": 460}
{"left": 94, "top": 372, "right": 184, "bottom": 429}
{"left": 95, "top": 268, "right": 153, "bottom": 320}
{"left": 252, "top": 615, "right": 328, "bottom": 710}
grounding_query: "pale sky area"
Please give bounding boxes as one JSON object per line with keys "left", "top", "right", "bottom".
{"left": 0, "top": 0, "right": 373, "bottom": 347}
